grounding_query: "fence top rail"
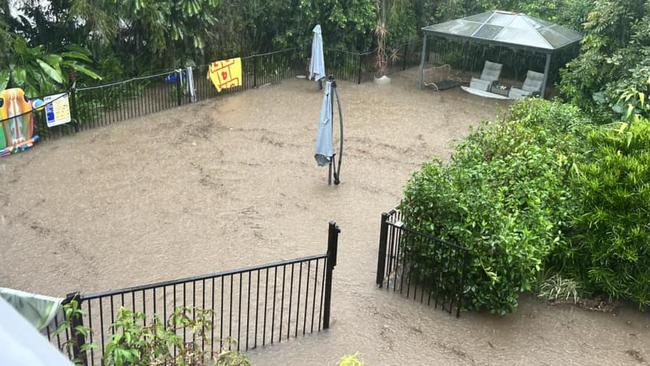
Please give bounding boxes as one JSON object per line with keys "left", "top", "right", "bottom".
{"left": 77, "top": 70, "right": 178, "bottom": 91}
{"left": 241, "top": 47, "right": 297, "bottom": 60}
{"left": 78, "top": 48, "right": 299, "bottom": 92}
{"left": 80, "top": 253, "right": 327, "bottom": 300}
{"left": 386, "top": 220, "right": 469, "bottom": 252}
{"left": 193, "top": 48, "right": 298, "bottom": 70}
{"left": 326, "top": 38, "right": 421, "bottom": 57}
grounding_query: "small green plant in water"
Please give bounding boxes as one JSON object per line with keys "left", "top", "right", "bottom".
{"left": 55, "top": 299, "right": 97, "bottom": 366}
{"left": 338, "top": 352, "right": 364, "bottom": 366}
{"left": 538, "top": 274, "right": 582, "bottom": 304}
{"left": 103, "top": 307, "right": 250, "bottom": 366}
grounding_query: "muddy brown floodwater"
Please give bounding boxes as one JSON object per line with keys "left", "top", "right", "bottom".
{"left": 1, "top": 69, "right": 649, "bottom": 365}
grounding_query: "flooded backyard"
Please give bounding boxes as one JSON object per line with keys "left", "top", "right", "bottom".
{"left": 1, "top": 69, "right": 649, "bottom": 365}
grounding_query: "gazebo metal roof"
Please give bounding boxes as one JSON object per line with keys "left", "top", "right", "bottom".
{"left": 422, "top": 10, "right": 582, "bottom": 53}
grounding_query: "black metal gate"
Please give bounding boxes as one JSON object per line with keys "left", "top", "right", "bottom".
{"left": 376, "top": 210, "right": 469, "bottom": 317}
{"left": 45, "top": 222, "right": 340, "bottom": 365}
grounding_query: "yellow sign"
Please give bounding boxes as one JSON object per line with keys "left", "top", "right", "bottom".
{"left": 207, "top": 58, "right": 243, "bottom": 92}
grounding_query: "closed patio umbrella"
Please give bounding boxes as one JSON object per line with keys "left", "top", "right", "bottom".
{"left": 315, "top": 80, "right": 334, "bottom": 166}
{"left": 309, "top": 24, "right": 326, "bottom": 82}
{"left": 314, "top": 77, "right": 344, "bottom": 185}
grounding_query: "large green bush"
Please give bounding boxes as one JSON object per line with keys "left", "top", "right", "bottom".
{"left": 400, "top": 99, "right": 588, "bottom": 314}
{"left": 559, "top": 0, "right": 650, "bottom": 121}
{"left": 551, "top": 120, "right": 650, "bottom": 307}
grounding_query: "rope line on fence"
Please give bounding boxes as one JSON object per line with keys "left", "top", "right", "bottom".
{"left": 77, "top": 70, "right": 178, "bottom": 91}
{"left": 5, "top": 44, "right": 424, "bottom": 143}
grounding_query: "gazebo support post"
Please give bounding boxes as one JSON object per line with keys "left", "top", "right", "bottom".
{"left": 418, "top": 34, "right": 428, "bottom": 89}
{"left": 541, "top": 52, "right": 552, "bottom": 98}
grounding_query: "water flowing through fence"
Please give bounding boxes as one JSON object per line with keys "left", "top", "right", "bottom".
{"left": 26, "top": 41, "right": 425, "bottom": 143}
{"left": 376, "top": 210, "right": 469, "bottom": 317}
{"left": 44, "top": 222, "right": 339, "bottom": 365}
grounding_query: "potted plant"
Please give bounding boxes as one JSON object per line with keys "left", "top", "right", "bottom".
{"left": 374, "top": 0, "right": 416, "bottom": 84}
{"left": 374, "top": 22, "right": 390, "bottom": 85}
{"left": 375, "top": 0, "right": 390, "bottom": 85}
{"left": 374, "top": 0, "right": 399, "bottom": 85}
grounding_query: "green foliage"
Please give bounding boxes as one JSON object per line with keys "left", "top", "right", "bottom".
{"left": 559, "top": 0, "right": 650, "bottom": 120}
{"left": 538, "top": 274, "right": 582, "bottom": 303}
{"left": 270, "top": 0, "right": 377, "bottom": 52}
{"left": 434, "top": 0, "right": 590, "bottom": 29}
{"left": 52, "top": 303, "right": 249, "bottom": 365}
{"left": 55, "top": 300, "right": 96, "bottom": 365}
{"left": 104, "top": 307, "right": 250, "bottom": 366}
{"left": 338, "top": 353, "right": 364, "bottom": 366}
{"left": 552, "top": 120, "right": 650, "bottom": 307}
{"left": 1, "top": 37, "right": 101, "bottom": 97}
{"left": 400, "top": 99, "right": 588, "bottom": 314}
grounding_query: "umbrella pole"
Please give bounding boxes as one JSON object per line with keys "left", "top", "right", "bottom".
{"left": 328, "top": 157, "right": 332, "bottom": 185}
{"left": 328, "top": 76, "right": 335, "bottom": 185}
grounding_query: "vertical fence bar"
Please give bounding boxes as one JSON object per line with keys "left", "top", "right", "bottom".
{"left": 69, "top": 87, "right": 80, "bottom": 133}
{"left": 376, "top": 212, "right": 389, "bottom": 287}
{"left": 65, "top": 292, "right": 87, "bottom": 366}
{"left": 176, "top": 70, "right": 183, "bottom": 107}
{"left": 357, "top": 54, "right": 362, "bottom": 84}
{"left": 456, "top": 251, "right": 469, "bottom": 318}
{"left": 253, "top": 57, "right": 257, "bottom": 88}
{"left": 322, "top": 222, "right": 339, "bottom": 330}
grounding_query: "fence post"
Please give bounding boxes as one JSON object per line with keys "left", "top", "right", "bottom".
{"left": 65, "top": 292, "right": 87, "bottom": 365}
{"left": 322, "top": 221, "right": 339, "bottom": 330}
{"left": 186, "top": 66, "right": 196, "bottom": 103}
{"left": 253, "top": 57, "right": 257, "bottom": 88}
{"left": 69, "top": 84, "right": 80, "bottom": 133}
{"left": 402, "top": 44, "right": 408, "bottom": 71}
{"left": 175, "top": 69, "right": 183, "bottom": 106}
{"left": 376, "top": 212, "right": 390, "bottom": 287}
{"left": 456, "top": 251, "right": 470, "bottom": 318}
{"left": 356, "top": 54, "right": 362, "bottom": 84}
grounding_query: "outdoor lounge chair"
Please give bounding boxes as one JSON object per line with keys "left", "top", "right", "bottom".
{"left": 509, "top": 70, "right": 545, "bottom": 99}
{"left": 469, "top": 61, "right": 503, "bottom": 91}
{"left": 423, "top": 64, "right": 461, "bottom": 91}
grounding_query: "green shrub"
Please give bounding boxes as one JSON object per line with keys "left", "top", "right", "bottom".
{"left": 104, "top": 307, "right": 250, "bottom": 366}
{"left": 400, "top": 99, "right": 588, "bottom": 314}
{"left": 551, "top": 120, "right": 650, "bottom": 307}
{"left": 538, "top": 274, "right": 582, "bottom": 303}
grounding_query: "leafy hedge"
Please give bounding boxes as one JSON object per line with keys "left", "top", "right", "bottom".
{"left": 551, "top": 121, "right": 650, "bottom": 307}
{"left": 401, "top": 96, "right": 650, "bottom": 313}
{"left": 400, "top": 99, "right": 588, "bottom": 314}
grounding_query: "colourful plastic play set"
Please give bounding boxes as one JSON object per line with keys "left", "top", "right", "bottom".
{"left": 0, "top": 88, "right": 42, "bottom": 158}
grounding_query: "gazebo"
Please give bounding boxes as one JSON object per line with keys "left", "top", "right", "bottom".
{"left": 417, "top": 11, "right": 582, "bottom": 97}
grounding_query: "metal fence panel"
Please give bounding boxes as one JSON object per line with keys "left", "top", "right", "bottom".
{"left": 376, "top": 210, "right": 469, "bottom": 317}
{"left": 43, "top": 222, "right": 339, "bottom": 365}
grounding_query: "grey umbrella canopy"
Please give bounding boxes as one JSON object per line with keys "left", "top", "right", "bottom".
{"left": 309, "top": 24, "right": 326, "bottom": 82}
{"left": 314, "top": 78, "right": 344, "bottom": 185}
{"left": 418, "top": 11, "right": 582, "bottom": 96}
{"left": 315, "top": 80, "right": 333, "bottom": 166}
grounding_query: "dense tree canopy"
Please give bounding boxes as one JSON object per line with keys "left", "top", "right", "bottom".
{"left": 2, "top": 0, "right": 647, "bottom": 116}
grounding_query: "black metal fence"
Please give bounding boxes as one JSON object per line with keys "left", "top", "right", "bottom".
{"left": 44, "top": 222, "right": 340, "bottom": 365}
{"left": 25, "top": 43, "right": 424, "bottom": 144}
{"left": 376, "top": 210, "right": 469, "bottom": 317}
{"left": 325, "top": 38, "right": 423, "bottom": 84}
{"left": 33, "top": 48, "right": 302, "bottom": 142}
